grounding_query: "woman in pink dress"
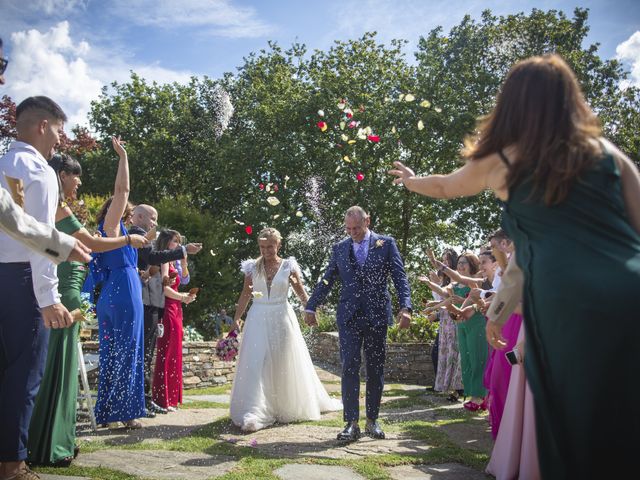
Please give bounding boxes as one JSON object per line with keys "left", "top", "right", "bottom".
{"left": 152, "top": 229, "right": 196, "bottom": 410}
{"left": 486, "top": 323, "right": 540, "bottom": 480}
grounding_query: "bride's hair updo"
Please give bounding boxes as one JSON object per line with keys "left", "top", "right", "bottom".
{"left": 254, "top": 227, "right": 282, "bottom": 279}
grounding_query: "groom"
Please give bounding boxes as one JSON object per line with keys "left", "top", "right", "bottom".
{"left": 305, "top": 206, "right": 412, "bottom": 441}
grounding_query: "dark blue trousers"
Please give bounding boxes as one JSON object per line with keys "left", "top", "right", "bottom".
{"left": 338, "top": 312, "right": 387, "bottom": 422}
{"left": 0, "top": 263, "right": 49, "bottom": 461}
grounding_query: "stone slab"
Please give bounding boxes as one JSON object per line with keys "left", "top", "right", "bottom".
{"left": 76, "top": 408, "right": 228, "bottom": 445}
{"left": 220, "top": 424, "right": 432, "bottom": 459}
{"left": 275, "top": 464, "right": 366, "bottom": 480}
{"left": 183, "top": 394, "right": 231, "bottom": 404}
{"left": 75, "top": 449, "right": 236, "bottom": 480}
{"left": 387, "top": 463, "right": 488, "bottom": 479}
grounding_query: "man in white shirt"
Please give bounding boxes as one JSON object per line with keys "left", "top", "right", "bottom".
{"left": 0, "top": 96, "right": 75, "bottom": 480}
{"left": 0, "top": 37, "right": 91, "bottom": 266}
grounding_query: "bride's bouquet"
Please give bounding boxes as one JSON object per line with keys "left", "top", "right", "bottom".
{"left": 215, "top": 329, "right": 239, "bottom": 361}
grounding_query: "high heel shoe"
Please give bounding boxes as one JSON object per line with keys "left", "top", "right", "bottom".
{"left": 463, "top": 401, "right": 481, "bottom": 412}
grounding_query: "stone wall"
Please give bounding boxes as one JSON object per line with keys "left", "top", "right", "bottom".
{"left": 80, "top": 333, "right": 434, "bottom": 389}
{"left": 306, "top": 332, "right": 435, "bottom": 386}
{"left": 80, "top": 340, "right": 236, "bottom": 390}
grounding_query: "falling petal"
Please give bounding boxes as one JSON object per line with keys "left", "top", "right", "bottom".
{"left": 234, "top": 220, "right": 245, "bottom": 225}
{"left": 420, "top": 99, "right": 431, "bottom": 108}
{"left": 341, "top": 134, "right": 349, "bottom": 141}
{"left": 356, "top": 172, "right": 365, "bottom": 181}
{"left": 434, "top": 107, "right": 442, "bottom": 113}
{"left": 347, "top": 140, "right": 357, "bottom": 145}
{"left": 340, "top": 121, "right": 346, "bottom": 130}
{"left": 322, "top": 279, "right": 329, "bottom": 285}
{"left": 317, "top": 121, "right": 328, "bottom": 132}
{"left": 343, "top": 155, "right": 351, "bottom": 163}
{"left": 348, "top": 121, "right": 357, "bottom": 129}
{"left": 214, "top": 186, "right": 222, "bottom": 191}
{"left": 417, "top": 120, "right": 425, "bottom": 130}
{"left": 404, "top": 93, "right": 416, "bottom": 102}
{"left": 245, "top": 225, "right": 253, "bottom": 234}
{"left": 266, "top": 196, "right": 280, "bottom": 206}
{"left": 210, "top": 250, "right": 216, "bottom": 256}
{"left": 344, "top": 108, "right": 353, "bottom": 118}
{"left": 252, "top": 291, "right": 264, "bottom": 298}
{"left": 367, "top": 135, "right": 380, "bottom": 143}
{"left": 335, "top": 165, "right": 341, "bottom": 173}
{"left": 318, "top": 109, "right": 325, "bottom": 117}
{"left": 391, "top": 126, "right": 397, "bottom": 134}
{"left": 337, "top": 101, "right": 346, "bottom": 110}
{"left": 398, "top": 94, "right": 405, "bottom": 101}
{"left": 272, "top": 214, "right": 280, "bottom": 219}
{"left": 296, "top": 211, "right": 303, "bottom": 217}
{"left": 273, "top": 184, "right": 279, "bottom": 192}
{"left": 356, "top": 128, "right": 367, "bottom": 140}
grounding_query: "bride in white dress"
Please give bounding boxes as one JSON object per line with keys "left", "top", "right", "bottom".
{"left": 229, "top": 227, "right": 342, "bottom": 432}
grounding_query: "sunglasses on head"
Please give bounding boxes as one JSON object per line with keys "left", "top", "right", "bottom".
{"left": 0, "top": 57, "right": 8, "bottom": 75}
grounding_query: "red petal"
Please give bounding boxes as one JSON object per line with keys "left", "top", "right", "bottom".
{"left": 273, "top": 184, "right": 279, "bottom": 192}
{"left": 317, "top": 121, "right": 326, "bottom": 128}
{"left": 356, "top": 172, "right": 365, "bottom": 181}
{"left": 346, "top": 112, "right": 353, "bottom": 119}
{"left": 367, "top": 135, "right": 380, "bottom": 143}
{"left": 245, "top": 225, "right": 253, "bottom": 235}
{"left": 259, "top": 183, "right": 264, "bottom": 190}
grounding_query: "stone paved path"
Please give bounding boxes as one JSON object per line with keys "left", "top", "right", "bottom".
{"left": 63, "top": 366, "right": 494, "bottom": 479}
{"left": 75, "top": 450, "right": 236, "bottom": 480}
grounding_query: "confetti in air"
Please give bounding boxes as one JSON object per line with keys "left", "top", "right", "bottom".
{"left": 209, "top": 86, "right": 234, "bottom": 139}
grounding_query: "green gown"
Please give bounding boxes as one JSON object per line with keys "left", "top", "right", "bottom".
{"left": 501, "top": 147, "right": 640, "bottom": 478}
{"left": 28, "top": 214, "right": 84, "bottom": 465}
{"left": 453, "top": 284, "right": 487, "bottom": 398}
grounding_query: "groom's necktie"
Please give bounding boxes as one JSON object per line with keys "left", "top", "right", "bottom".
{"left": 355, "top": 240, "right": 368, "bottom": 266}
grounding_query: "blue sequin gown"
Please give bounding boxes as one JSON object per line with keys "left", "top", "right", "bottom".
{"left": 91, "top": 221, "right": 145, "bottom": 423}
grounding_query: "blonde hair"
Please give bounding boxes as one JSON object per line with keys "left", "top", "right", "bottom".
{"left": 254, "top": 227, "right": 282, "bottom": 279}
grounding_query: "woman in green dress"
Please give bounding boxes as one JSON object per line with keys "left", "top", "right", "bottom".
{"left": 389, "top": 54, "right": 640, "bottom": 477}
{"left": 28, "top": 152, "right": 148, "bottom": 467}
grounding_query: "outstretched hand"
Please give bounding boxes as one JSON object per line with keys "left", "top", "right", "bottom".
{"left": 111, "top": 136, "right": 127, "bottom": 158}
{"left": 388, "top": 161, "right": 416, "bottom": 185}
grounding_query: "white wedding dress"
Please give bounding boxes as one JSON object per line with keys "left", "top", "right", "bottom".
{"left": 229, "top": 257, "right": 342, "bottom": 431}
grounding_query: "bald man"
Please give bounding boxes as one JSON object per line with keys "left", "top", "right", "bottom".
{"left": 128, "top": 203, "right": 202, "bottom": 414}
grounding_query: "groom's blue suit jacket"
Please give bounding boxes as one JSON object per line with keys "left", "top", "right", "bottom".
{"left": 306, "top": 231, "right": 412, "bottom": 326}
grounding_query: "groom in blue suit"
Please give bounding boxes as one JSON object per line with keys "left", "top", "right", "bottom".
{"left": 305, "top": 206, "right": 412, "bottom": 441}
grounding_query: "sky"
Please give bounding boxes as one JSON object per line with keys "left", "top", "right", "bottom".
{"left": 1, "top": 0, "right": 639, "bottom": 129}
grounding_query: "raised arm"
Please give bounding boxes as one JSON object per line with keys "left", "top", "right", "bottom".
{"left": 388, "top": 153, "right": 508, "bottom": 200}
{"left": 103, "top": 136, "right": 130, "bottom": 238}
{"left": 160, "top": 262, "right": 195, "bottom": 303}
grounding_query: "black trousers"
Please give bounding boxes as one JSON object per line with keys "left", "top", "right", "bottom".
{"left": 143, "top": 304, "right": 163, "bottom": 402}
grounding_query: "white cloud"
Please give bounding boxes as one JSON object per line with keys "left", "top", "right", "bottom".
{"left": 34, "top": 0, "right": 88, "bottom": 15}
{"left": 4, "top": 21, "right": 195, "bottom": 130}
{"left": 326, "top": 0, "right": 483, "bottom": 47}
{"left": 110, "top": 0, "right": 274, "bottom": 38}
{"left": 616, "top": 31, "right": 640, "bottom": 88}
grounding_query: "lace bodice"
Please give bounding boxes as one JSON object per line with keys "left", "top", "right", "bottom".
{"left": 241, "top": 257, "right": 301, "bottom": 304}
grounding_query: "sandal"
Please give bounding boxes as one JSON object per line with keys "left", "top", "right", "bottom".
{"left": 123, "top": 419, "right": 142, "bottom": 429}
{"left": 447, "top": 393, "right": 460, "bottom": 402}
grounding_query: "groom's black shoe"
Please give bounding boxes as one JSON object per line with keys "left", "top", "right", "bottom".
{"left": 337, "top": 421, "right": 361, "bottom": 441}
{"left": 365, "top": 420, "right": 385, "bottom": 439}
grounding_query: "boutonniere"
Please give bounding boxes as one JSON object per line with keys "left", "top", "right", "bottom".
{"left": 375, "top": 239, "right": 385, "bottom": 248}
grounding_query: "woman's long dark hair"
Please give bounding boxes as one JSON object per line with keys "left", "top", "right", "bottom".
{"left": 156, "top": 229, "right": 181, "bottom": 252}
{"left": 464, "top": 54, "right": 601, "bottom": 206}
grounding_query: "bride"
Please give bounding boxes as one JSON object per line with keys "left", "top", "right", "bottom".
{"left": 229, "top": 227, "right": 342, "bottom": 432}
